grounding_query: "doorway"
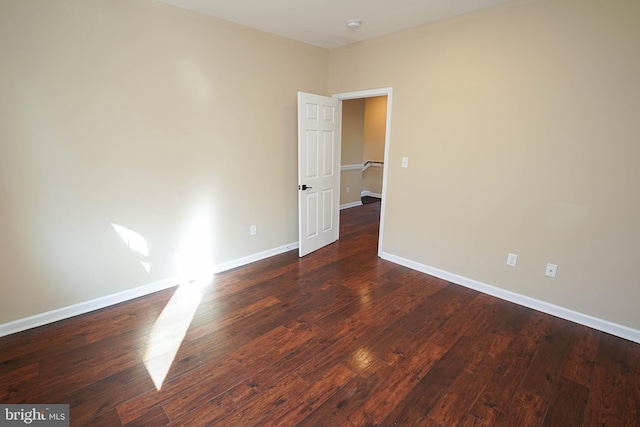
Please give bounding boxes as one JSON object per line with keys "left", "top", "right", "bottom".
{"left": 333, "top": 88, "right": 393, "bottom": 257}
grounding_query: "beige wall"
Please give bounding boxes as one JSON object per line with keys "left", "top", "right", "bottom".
{"left": 363, "top": 96, "right": 387, "bottom": 162}
{"left": 340, "top": 99, "right": 364, "bottom": 205}
{"left": 329, "top": 0, "right": 640, "bottom": 329}
{"left": 340, "top": 170, "right": 363, "bottom": 205}
{"left": 341, "top": 99, "right": 365, "bottom": 164}
{"left": 362, "top": 167, "right": 384, "bottom": 196}
{"left": 0, "top": 0, "right": 328, "bottom": 324}
{"left": 362, "top": 96, "right": 387, "bottom": 196}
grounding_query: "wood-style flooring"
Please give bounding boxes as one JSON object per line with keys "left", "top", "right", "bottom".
{"left": 1, "top": 202, "right": 639, "bottom": 426}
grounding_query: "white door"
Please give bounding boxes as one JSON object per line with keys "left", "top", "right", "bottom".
{"left": 298, "top": 92, "right": 341, "bottom": 257}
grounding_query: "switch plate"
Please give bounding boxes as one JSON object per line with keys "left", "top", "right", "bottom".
{"left": 545, "top": 263, "right": 557, "bottom": 278}
{"left": 250, "top": 225, "right": 257, "bottom": 236}
{"left": 401, "top": 157, "right": 409, "bottom": 168}
{"left": 507, "top": 253, "right": 518, "bottom": 267}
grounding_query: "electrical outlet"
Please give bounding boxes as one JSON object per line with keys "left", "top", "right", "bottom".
{"left": 250, "top": 225, "right": 257, "bottom": 236}
{"left": 507, "top": 253, "right": 518, "bottom": 267}
{"left": 346, "top": 186, "right": 350, "bottom": 193}
{"left": 545, "top": 263, "right": 557, "bottom": 278}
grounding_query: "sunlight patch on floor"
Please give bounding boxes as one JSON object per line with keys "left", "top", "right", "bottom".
{"left": 143, "top": 204, "right": 215, "bottom": 390}
{"left": 142, "top": 279, "right": 207, "bottom": 390}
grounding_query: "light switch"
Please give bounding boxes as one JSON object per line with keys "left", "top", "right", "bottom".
{"left": 401, "top": 157, "right": 409, "bottom": 168}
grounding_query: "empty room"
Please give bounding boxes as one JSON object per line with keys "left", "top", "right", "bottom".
{"left": 1, "top": 0, "right": 639, "bottom": 425}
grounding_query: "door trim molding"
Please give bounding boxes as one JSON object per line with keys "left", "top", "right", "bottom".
{"left": 333, "top": 88, "right": 393, "bottom": 257}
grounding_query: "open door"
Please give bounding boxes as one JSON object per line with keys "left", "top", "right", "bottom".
{"left": 297, "top": 92, "right": 342, "bottom": 257}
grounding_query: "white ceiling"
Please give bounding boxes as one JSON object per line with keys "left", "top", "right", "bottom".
{"left": 158, "top": 0, "right": 514, "bottom": 49}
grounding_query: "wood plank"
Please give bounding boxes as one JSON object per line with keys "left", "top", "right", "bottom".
{"left": 0, "top": 327, "right": 89, "bottom": 366}
{"left": 519, "top": 316, "right": 574, "bottom": 400}
{"left": 83, "top": 294, "right": 172, "bottom": 345}
{"left": 226, "top": 317, "right": 362, "bottom": 407}
{"left": 334, "top": 260, "right": 398, "bottom": 289}
{"left": 583, "top": 365, "right": 626, "bottom": 427}
{"left": 88, "top": 408, "right": 127, "bottom": 426}
{"left": 167, "top": 392, "right": 237, "bottom": 427}
{"left": 34, "top": 331, "right": 144, "bottom": 394}
{"left": 349, "top": 278, "right": 443, "bottom": 325}
{"left": 625, "top": 373, "right": 640, "bottom": 427}
{"left": 495, "top": 389, "right": 549, "bottom": 427}
{"left": 122, "top": 404, "right": 171, "bottom": 427}
{"left": 240, "top": 279, "right": 345, "bottom": 339}
{"left": 0, "top": 362, "right": 39, "bottom": 385}
{"left": 159, "top": 326, "right": 250, "bottom": 384}
{"left": 469, "top": 313, "right": 550, "bottom": 424}
{"left": 60, "top": 363, "right": 159, "bottom": 426}
{"left": 256, "top": 363, "right": 357, "bottom": 425}
{"left": 161, "top": 324, "right": 317, "bottom": 420}
{"left": 380, "top": 336, "right": 479, "bottom": 426}
{"left": 313, "top": 279, "right": 403, "bottom": 331}
{"left": 184, "top": 295, "right": 280, "bottom": 341}
{"left": 116, "top": 325, "right": 300, "bottom": 424}
{"left": 0, "top": 362, "right": 39, "bottom": 401}
{"left": 597, "top": 332, "right": 631, "bottom": 375}
{"left": 294, "top": 315, "right": 381, "bottom": 383}
{"left": 459, "top": 413, "right": 491, "bottom": 426}
{"left": 427, "top": 292, "right": 498, "bottom": 351}
{"left": 428, "top": 332, "right": 512, "bottom": 426}
{"left": 298, "top": 360, "right": 394, "bottom": 426}
{"left": 561, "top": 325, "right": 600, "bottom": 387}
{"left": 343, "top": 342, "right": 446, "bottom": 426}
{"left": 542, "top": 376, "right": 589, "bottom": 426}
{"left": 215, "top": 373, "right": 306, "bottom": 426}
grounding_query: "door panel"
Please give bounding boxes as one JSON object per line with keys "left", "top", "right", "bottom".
{"left": 298, "top": 92, "right": 341, "bottom": 257}
{"left": 322, "top": 189, "right": 333, "bottom": 231}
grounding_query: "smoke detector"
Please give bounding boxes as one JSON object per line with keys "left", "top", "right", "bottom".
{"left": 347, "top": 20, "right": 362, "bottom": 29}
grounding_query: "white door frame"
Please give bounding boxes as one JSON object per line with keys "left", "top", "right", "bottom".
{"left": 333, "top": 87, "right": 393, "bottom": 257}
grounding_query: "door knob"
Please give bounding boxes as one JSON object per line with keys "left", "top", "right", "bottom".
{"left": 299, "top": 184, "right": 313, "bottom": 190}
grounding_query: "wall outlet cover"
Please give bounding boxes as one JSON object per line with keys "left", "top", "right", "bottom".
{"left": 545, "top": 263, "right": 558, "bottom": 278}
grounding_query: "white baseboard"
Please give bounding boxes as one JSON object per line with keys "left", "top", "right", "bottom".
{"left": 361, "top": 191, "right": 382, "bottom": 198}
{"left": 0, "top": 277, "right": 179, "bottom": 338}
{"left": 340, "top": 201, "right": 363, "bottom": 210}
{"left": 212, "top": 242, "right": 298, "bottom": 273}
{"left": 380, "top": 251, "right": 640, "bottom": 344}
{"left": 0, "top": 241, "right": 299, "bottom": 338}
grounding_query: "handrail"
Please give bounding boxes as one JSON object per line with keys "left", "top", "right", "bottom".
{"left": 363, "top": 160, "right": 383, "bottom": 172}
{"left": 340, "top": 161, "right": 384, "bottom": 172}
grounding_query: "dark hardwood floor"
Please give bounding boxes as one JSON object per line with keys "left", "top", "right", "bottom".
{"left": 1, "top": 202, "right": 639, "bottom": 426}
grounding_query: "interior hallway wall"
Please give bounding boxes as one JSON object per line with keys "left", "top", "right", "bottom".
{"left": 340, "top": 99, "right": 365, "bottom": 206}
{"left": 362, "top": 96, "right": 387, "bottom": 196}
